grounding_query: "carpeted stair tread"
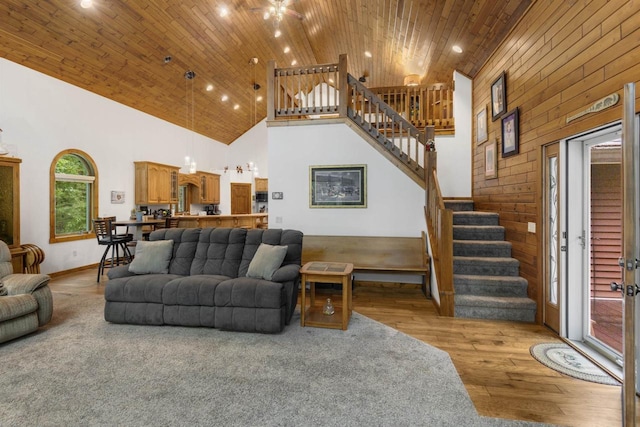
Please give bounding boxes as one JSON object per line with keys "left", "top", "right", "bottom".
{"left": 453, "top": 240, "right": 512, "bottom": 257}
{"left": 444, "top": 199, "right": 474, "bottom": 211}
{"left": 453, "top": 211, "right": 500, "bottom": 226}
{"left": 455, "top": 294, "right": 536, "bottom": 308}
{"left": 454, "top": 295, "right": 536, "bottom": 322}
{"left": 453, "top": 225, "right": 505, "bottom": 240}
{"left": 454, "top": 274, "right": 528, "bottom": 297}
{"left": 454, "top": 256, "right": 520, "bottom": 276}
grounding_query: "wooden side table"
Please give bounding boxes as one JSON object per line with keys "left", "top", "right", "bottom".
{"left": 300, "top": 261, "right": 353, "bottom": 330}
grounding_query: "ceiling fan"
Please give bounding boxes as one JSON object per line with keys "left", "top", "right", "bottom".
{"left": 250, "top": 0, "right": 303, "bottom": 37}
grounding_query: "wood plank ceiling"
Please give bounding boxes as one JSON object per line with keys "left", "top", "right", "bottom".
{"left": 0, "top": 0, "right": 532, "bottom": 144}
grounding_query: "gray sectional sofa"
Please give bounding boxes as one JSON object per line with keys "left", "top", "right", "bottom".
{"left": 104, "top": 227, "right": 303, "bottom": 333}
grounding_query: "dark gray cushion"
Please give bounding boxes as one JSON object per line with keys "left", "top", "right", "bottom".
{"left": 190, "top": 228, "right": 247, "bottom": 278}
{"left": 149, "top": 228, "right": 201, "bottom": 275}
{"left": 162, "top": 275, "right": 230, "bottom": 306}
{"left": 128, "top": 240, "right": 174, "bottom": 274}
{"left": 246, "top": 243, "right": 287, "bottom": 280}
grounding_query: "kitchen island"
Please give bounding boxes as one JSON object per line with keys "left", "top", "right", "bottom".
{"left": 171, "top": 213, "right": 268, "bottom": 229}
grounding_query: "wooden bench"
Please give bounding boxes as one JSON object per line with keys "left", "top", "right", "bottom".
{"left": 301, "top": 233, "right": 431, "bottom": 297}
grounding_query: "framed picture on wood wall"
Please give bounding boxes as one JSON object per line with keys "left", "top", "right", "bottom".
{"left": 476, "top": 106, "right": 488, "bottom": 144}
{"left": 491, "top": 71, "right": 507, "bottom": 121}
{"left": 484, "top": 139, "right": 497, "bottom": 179}
{"left": 309, "top": 164, "right": 367, "bottom": 208}
{"left": 501, "top": 107, "right": 519, "bottom": 158}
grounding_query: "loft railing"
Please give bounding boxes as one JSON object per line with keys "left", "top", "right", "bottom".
{"left": 425, "top": 151, "right": 454, "bottom": 316}
{"left": 369, "top": 84, "right": 454, "bottom": 134}
{"left": 267, "top": 54, "right": 454, "bottom": 133}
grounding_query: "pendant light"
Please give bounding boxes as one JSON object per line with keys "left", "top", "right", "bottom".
{"left": 184, "top": 70, "right": 197, "bottom": 174}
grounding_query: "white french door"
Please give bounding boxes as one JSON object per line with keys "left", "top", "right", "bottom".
{"left": 564, "top": 124, "right": 625, "bottom": 364}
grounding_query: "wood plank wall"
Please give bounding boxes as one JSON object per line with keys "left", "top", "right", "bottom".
{"left": 471, "top": 0, "right": 640, "bottom": 323}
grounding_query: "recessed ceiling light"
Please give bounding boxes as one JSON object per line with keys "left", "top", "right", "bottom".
{"left": 221, "top": 95, "right": 229, "bottom": 102}
{"left": 452, "top": 45, "right": 463, "bottom": 53}
{"left": 206, "top": 84, "right": 213, "bottom": 92}
{"left": 364, "top": 51, "right": 372, "bottom": 58}
{"left": 219, "top": 6, "right": 229, "bottom": 17}
{"left": 274, "top": 29, "right": 282, "bottom": 38}
{"left": 80, "top": 0, "right": 92, "bottom": 8}
{"left": 233, "top": 104, "right": 240, "bottom": 110}
{"left": 283, "top": 46, "right": 290, "bottom": 53}
{"left": 291, "top": 60, "right": 297, "bottom": 66}
{"left": 256, "top": 96, "right": 263, "bottom": 102}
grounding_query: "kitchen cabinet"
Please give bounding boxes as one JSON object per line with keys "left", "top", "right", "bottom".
{"left": 191, "top": 171, "right": 220, "bottom": 204}
{"left": 0, "top": 157, "right": 21, "bottom": 249}
{"left": 254, "top": 178, "right": 268, "bottom": 192}
{"left": 135, "top": 161, "right": 180, "bottom": 205}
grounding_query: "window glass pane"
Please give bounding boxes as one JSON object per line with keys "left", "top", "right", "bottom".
{"left": 55, "top": 154, "right": 90, "bottom": 175}
{"left": 55, "top": 180, "right": 91, "bottom": 235}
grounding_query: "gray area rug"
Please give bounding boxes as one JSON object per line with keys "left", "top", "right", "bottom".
{"left": 530, "top": 342, "right": 620, "bottom": 386}
{"left": 0, "top": 291, "right": 548, "bottom": 426}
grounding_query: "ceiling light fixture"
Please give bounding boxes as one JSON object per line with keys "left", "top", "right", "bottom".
{"left": 80, "top": 0, "right": 93, "bottom": 8}
{"left": 234, "top": 104, "right": 240, "bottom": 110}
{"left": 283, "top": 46, "right": 290, "bottom": 53}
{"left": 206, "top": 84, "right": 213, "bottom": 92}
{"left": 364, "top": 51, "right": 372, "bottom": 58}
{"left": 221, "top": 94, "right": 229, "bottom": 102}
{"left": 219, "top": 6, "right": 229, "bottom": 17}
{"left": 252, "top": 1, "right": 303, "bottom": 38}
{"left": 184, "top": 70, "right": 197, "bottom": 174}
{"left": 452, "top": 45, "right": 463, "bottom": 53}
{"left": 404, "top": 74, "right": 420, "bottom": 86}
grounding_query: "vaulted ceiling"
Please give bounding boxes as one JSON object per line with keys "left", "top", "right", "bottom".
{"left": 0, "top": 0, "right": 532, "bottom": 144}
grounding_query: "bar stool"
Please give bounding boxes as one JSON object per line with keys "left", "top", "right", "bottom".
{"left": 93, "top": 218, "right": 133, "bottom": 282}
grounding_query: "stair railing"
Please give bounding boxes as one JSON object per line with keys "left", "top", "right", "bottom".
{"left": 425, "top": 151, "right": 454, "bottom": 316}
{"left": 345, "top": 74, "right": 427, "bottom": 180}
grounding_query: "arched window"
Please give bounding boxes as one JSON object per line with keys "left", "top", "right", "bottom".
{"left": 49, "top": 149, "right": 99, "bottom": 243}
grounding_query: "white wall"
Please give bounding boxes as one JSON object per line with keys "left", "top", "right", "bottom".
{"left": 433, "top": 71, "right": 472, "bottom": 197}
{"left": 267, "top": 122, "right": 426, "bottom": 237}
{"left": 0, "top": 59, "right": 229, "bottom": 274}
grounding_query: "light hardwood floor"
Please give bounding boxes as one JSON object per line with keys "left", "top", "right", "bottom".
{"left": 49, "top": 271, "right": 639, "bottom": 427}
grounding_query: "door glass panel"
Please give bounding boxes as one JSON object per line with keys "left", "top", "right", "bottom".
{"left": 587, "top": 139, "right": 623, "bottom": 355}
{"left": 547, "top": 156, "right": 559, "bottom": 305}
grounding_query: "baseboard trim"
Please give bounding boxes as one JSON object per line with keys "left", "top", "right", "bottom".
{"left": 49, "top": 263, "right": 98, "bottom": 279}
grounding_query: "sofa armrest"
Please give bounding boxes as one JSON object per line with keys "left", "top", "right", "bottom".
{"left": 270, "top": 264, "right": 301, "bottom": 283}
{"left": 2, "top": 273, "right": 50, "bottom": 295}
{"left": 107, "top": 265, "right": 135, "bottom": 280}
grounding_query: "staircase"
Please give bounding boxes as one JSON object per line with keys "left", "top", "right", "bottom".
{"left": 446, "top": 199, "right": 536, "bottom": 322}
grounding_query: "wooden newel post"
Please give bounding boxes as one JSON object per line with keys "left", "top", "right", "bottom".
{"left": 267, "top": 59, "right": 276, "bottom": 121}
{"left": 338, "top": 54, "right": 348, "bottom": 118}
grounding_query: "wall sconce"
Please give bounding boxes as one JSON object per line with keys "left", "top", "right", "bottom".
{"left": 223, "top": 166, "right": 229, "bottom": 173}
{"left": 236, "top": 165, "right": 244, "bottom": 173}
{"left": 404, "top": 74, "right": 421, "bottom": 86}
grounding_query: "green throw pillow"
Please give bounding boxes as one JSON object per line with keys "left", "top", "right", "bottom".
{"left": 128, "top": 240, "right": 174, "bottom": 274}
{"left": 246, "top": 243, "right": 288, "bottom": 281}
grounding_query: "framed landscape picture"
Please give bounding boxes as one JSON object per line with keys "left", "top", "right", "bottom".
{"left": 491, "top": 71, "right": 506, "bottom": 121}
{"left": 501, "top": 107, "right": 519, "bottom": 157}
{"left": 484, "top": 139, "right": 497, "bottom": 179}
{"left": 476, "top": 106, "right": 488, "bottom": 144}
{"left": 309, "top": 164, "right": 367, "bottom": 208}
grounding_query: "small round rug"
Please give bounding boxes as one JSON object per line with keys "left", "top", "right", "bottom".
{"left": 530, "top": 342, "right": 620, "bottom": 386}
